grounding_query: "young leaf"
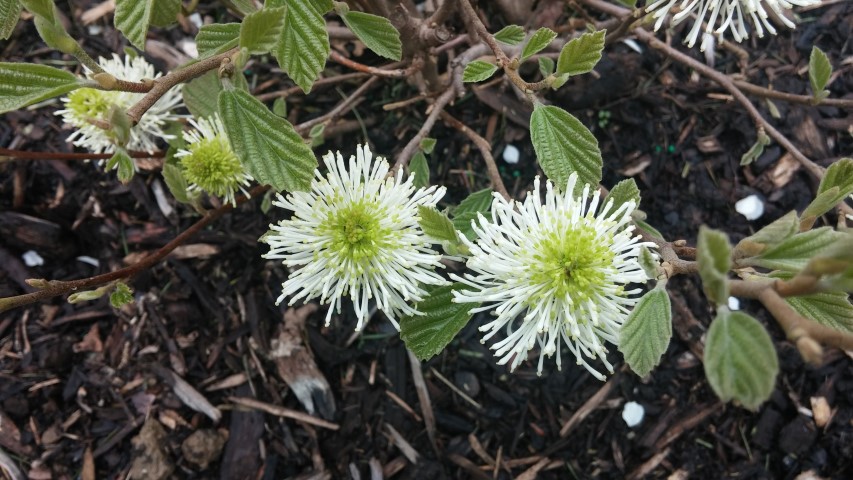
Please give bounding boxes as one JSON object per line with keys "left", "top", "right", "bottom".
{"left": 538, "top": 56, "right": 555, "bottom": 77}
{"left": 557, "top": 30, "right": 606, "bottom": 77}
{"left": 697, "top": 226, "right": 731, "bottom": 306}
{"left": 162, "top": 162, "right": 191, "bottom": 204}
{"left": 339, "top": 10, "right": 402, "bottom": 61}
{"left": 638, "top": 246, "right": 660, "bottom": 280}
{"left": 218, "top": 88, "right": 317, "bottom": 192}
{"left": 272, "top": 97, "right": 287, "bottom": 117}
{"left": 634, "top": 218, "right": 663, "bottom": 240}
{"left": 150, "top": 0, "right": 182, "bottom": 27}
{"left": 735, "top": 210, "right": 799, "bottom": 257}
{"left": 309, "top": 123, "right": 325, "bottom": 147}
{"left": 493, "top": 25, "right": 524, "bottom": 45}
{"left": 114, "top": 0, "right": 152, "bottom": 50}
{"left": 107, "top": 148, "right": 135, "bottom": 184}
{"left": 786, "top": 291, "right": 853, "bottom": 334}
{"left": 704, "top": 310, "right": 779, "bottom": 411}
{"left": 747, "top": 228, "right": 845, "bottom": 272}
{"left": 809, "top": 46, "right": 831, "bottom": 101}
{"left": 462, "top": 60, "right": 498, "bottom": 83}
{"left": 409, "top": 151, "right": 430, "bottom": 189}
{"left": 418, "top": 206, "right": 459, "bottom": 243}
{"left": 19, "top": 0, "right": 53, "bottom": 22}
{"left": 0, "top": 0, "right": 22, "bottom": 40}
{"left": 520, "top": 27, "right": 557, "bottom": 62}
{"left": 452, "top": 189, "right": 494, "bottom": 240}
{"left": 529, "top": 104, "right": 602, "bottom": 193}
{"left": 274, "top": 0, "right": 329, "bottom": 93}
{"left": 605, "top": 178, "right": 640, "bottom": 212}
{"left": 0, "top": 62, "right": 82, "bottom": 114}
{"left": 801, "top": 157, "right": 853, "bottom": 229}
{"left": 420, "top": 137, "right": 436, "bottom": 155}
{"left": 183, "top": 71, "right": 222, "bottom": 119}
{"left": 196, "top": 23, "right": 241, "bottom": 56}
{"left": 618, "top": 286, "right": 672, "bottom": 377}
{"left": 400, "top": 283, "right": 479, "bottom": 361}
{"left": 110, "top": 282, "right": 134, "bottom": 308}
{"left": 740, "top": 131, "right": 770, "bottom": 166}
{"left": 68, "top": 285, "right": 112, "bottom": 304}
{"left": 240, "top": 7, "right": 284, "bottom": 55}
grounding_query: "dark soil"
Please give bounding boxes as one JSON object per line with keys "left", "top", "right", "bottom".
{"left": 1, "top": 2, "right": 852, "bottom": 479}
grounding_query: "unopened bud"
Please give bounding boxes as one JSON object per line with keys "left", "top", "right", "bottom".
{"left": 93, "top": 72, "right": 117, "bottom": 90}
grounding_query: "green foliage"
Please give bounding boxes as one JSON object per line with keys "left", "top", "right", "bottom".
{"left": 747, "top": 228, "right": 845, "bottom": 272}
{"left": 400, "top": 284, "right": 479, "bottom": 361}
{"left": 0, "top": 62, "right": 82, "bottom": 114}
{"left": 0, "top": 0, "right": 21, "bottom": 40}
{"left": 150, "top": 0, "right": 182, "bottom": 27}
{"left": 19, "top": 0, "right": 53, "bottom": 22}
{"left": 809, "top": 46, "right": 832, "bottom": 102}
{"left": 800, "top": 158, "right": 853, "bottom": 229}
{"left": 33, "top": 16, "right": 78, "bottom": 54}
{"left": 557, "top": 30, "right": 606, "bottom": 76}
{"left": 308, "top": 123, "right": 325, "bottom": 147}
{"left": 697, "top": 226, "right": 731, "bottom": 305}
{"left": 452, "top": 189, "right": 493, "bottom": 240}
{"left": 740, "top": 131, "right": 770, "bottom": 166}
{"left": 462, "top": 60, "right": 498, "bottom": 83}
{"left": 529, "top": 104, "right": 602, "bottom": 193}
{"left": 417, "top": 206, "right": 459, "bottom": 243}
{"left": 634, "top": 217, "right": 663, "bottom": 240}
{"left": 107, "top": 148, "right": 135, "bottom": 184}
{"left": 114, "top": 0, "right": 152, "bottom": 50}
{"left": 183, "top": 70, "right": 248, "bottom": 120}
{"left": 704, "top": 310, "right": 779, "bottom": 411}
{"left": 162, "top": 161, "right": 192, "bottom": 204}
{"left": 196, "top": 23, "right": 241, "bottom": 57}
{"left": 218, "top": 88, "right": 317, "bottom": 192}
{"left": 110, "top": 282, "right": 134, "bottom": 308}
{"left": 735, "top": 210, "right": 799, "bottom": 258}
{"left": 786, "top": 291, "right": 853, "bottom": 334}
{"left": 338, "top": 10, "right": 402, "bottom": 61}
{"left": 520, "top": 27, "right": 557, "bottom": 62}
{"left": 274, "top": 0, "right": 329, "bottom": 93}
{"left": 240, "top": 7, "right": 285, "bottom": 55}
{"left": 618, "top": 285, "right": 672, "bottom": 377}
{"left": 538, "top": 57, "right": 555, "bottom": 77}
{"left": 493, "top": 25, "right": 524, "bottom": 45}
{"left": 606, "top": 178, "right": 641, "bottom": 212}
{"left": 638, "top": 246, "right": 660, "bottom": 280}
{"left": 68, "top": 285, "right": 111, "bottom": 304}
{"left": 409, "top": 151, "right": 430, "bottom": 189}
{"left": 420, "top": 138, "right": 436, "bottom": 154}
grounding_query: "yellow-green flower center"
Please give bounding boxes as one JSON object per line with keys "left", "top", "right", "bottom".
{"left": 321, "top": 200, "right": 394, "bottom": 266}
{"left": 65, "top": 88, "right": 117, "bottom": 121}
{"left": 180, "top": 137, "right": 244, "bottom": 196}
{"left": 528, "top": 223, "right": 615, "bottom": 303}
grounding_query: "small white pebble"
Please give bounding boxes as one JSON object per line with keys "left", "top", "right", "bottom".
{"left": 728, "top": 296, "right": 741, "bottom": 311}
{"left": 87, "top": 25, "right": 103, "bottom": 36}
{"left": 502, "top": 144, "right": 520, "bottom": 164}
{"left": 622, "top": 401, "right": 644, "bottom": 427}
{"left": 735, "top": 194, "right": 764, "bottom": 220}
{"left": 77, "top": 256, "right": 100, "bottom": 268}
{"left": 22, "top": 250, "right": 44, "bottom": 267}
{"left": 621, "top": 38, "right": 643, "bottom": 54}
{"left": 188, "top": 13, "right": 203, "bottom": 29}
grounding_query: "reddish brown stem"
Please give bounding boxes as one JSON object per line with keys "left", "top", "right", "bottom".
{"left": 0, "top": 148, "right": 164, "bottom": 160}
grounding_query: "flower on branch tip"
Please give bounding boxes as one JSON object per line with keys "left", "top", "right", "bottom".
{"left": 175, "top": 114, "right": 252, "bottom": 207}
{"left": 451, "top": 173, "right": 655, "bottom": 380}
{"left": 645, "top": 0, "right": 822, "bottom": 51}
{"left": 262, "top": 145, "right": 449, "bottom": 331}
{"left": 56, "top": 54, "right": 182, "bottom": 154}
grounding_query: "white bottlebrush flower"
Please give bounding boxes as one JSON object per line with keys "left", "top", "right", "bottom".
{"left": 263, "top": 145, "right": 449, "bottom": 331}
{"left": 451, "top": 173, "right": 654, "bottom": 380}
{"left": 56, "top": 54, "right": 182, "bottom": 154}
{"left": 646, "top": 0, "right": 822, "bottom": 50}
{"left": 175, "top": 114, "right": 252, "bottom": 207}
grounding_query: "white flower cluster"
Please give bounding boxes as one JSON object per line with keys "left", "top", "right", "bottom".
{"left": 56, "top": 55, "right": 182, "bottom": 153}
{"left": 646, "top": 0, "right": 821, "bottom": 50}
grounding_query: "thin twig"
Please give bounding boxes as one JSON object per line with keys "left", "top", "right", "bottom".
{"left": 228, "top": 396, "right": 340, "bottom": 430}
{"left": 294, "top": 76, "right": 380, "bottom": 134}
{"left": 439, "top": 111, "right": 510, "bottom": 200}
{"left": 733, "top": 80, "right": 853, "bottom": 109}
{"left": 0, "top": 147, "right": 165, "bottom": 160}
{"left": 254, "top": 72, "right": 369, "bottom": 102}
{"left": 328, "top": 50, "right": 422, "bottom": 78}
{"left": 393, "top": 87, "right": 457, "bottom": 172}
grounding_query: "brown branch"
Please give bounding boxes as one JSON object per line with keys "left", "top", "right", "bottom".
{"left": 393, "top": 87, "right": 457, "bottom": 172}
{"left": 294, "top": 76, "right": 380, "bottom": 134}
{"left": 0, "top": 148, "right": 165, "bottom": 161}
{"left": 439, "top": 111, "right": 510, "bottom": 200}
{"left": 328, "top": 50, "right": 423, "bottom": 78}
{"left": 733, "top": 80, "right": 853, "bottom": 109}
{"left": 254, "top": 72, "right": 369, "bottom": 102}
{"left": 0, "top": 185, "right": 269, "bottom": 314}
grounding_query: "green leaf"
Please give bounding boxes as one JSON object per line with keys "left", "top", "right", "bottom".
{"left": 400, "top": 283, "right": 479, "bottom": 361}
{"left": 420, "top": 137, "right": 436, "bottom": 155}
{"left": 0, "top": 62, "right": 82, "bottom": 114}
{"left": 196, "top": 23, "right": 240, "bottom": 57}
{"left": 308, "top": 122, "right": 325, "bottom": 147}
{"left": 618, "top": 286, "right": 672, "bottom": 377}
{"left": 150, "top": 0, "right": 182, "bottom": 27}
{"left": 606, "top": 178, "right": 640, "bottom": 212}
{"left": 634, "top": 217, "right": 663, "bottom": 240}
{"left": 493, "top": 25, "right": 524, "bottom": 45}
{"left": 557, "top": 30, "right": 606, "bottom": 76}
{"left": 274, "top": 0, "right": 329, "bottom": 93}
{"left": 735, "top": 210, "right": 799, "bottom": 258}
{"left": 183, "top": 71, "right": 222, "bottom": 119}
{"left": 339, "top": 10, "right": 402, "bottom": 61}
{"left": 786, "top": 291, "right": 853, "bottom": 334}
{"left": 110, "top": 282, "right": 134, "bottom": 308}
{"left": 68, "top": 285, "right": 112, "bottom": 304}
{"left": 114, "top": 0, "right": 152, "bottom": 50}
{"left": 272, "top": 97, "right": 287, "bottom": 117}
{"left": 19, "top": 0, "right": 53, "bottom": 22}
{"left": 452, "top": 189, "right": 493, "bottom": 240}
{"left": 409, "top": 151, "right": 429, "bottom": 189}
{"left": 638, "top": 246, "right": 660, "bottom": 280}
{"left": 162, "top": 162, "right": 191, "bottom": 204}
{"left": 462, "top": 60, "right": 498, "bottom": 83}
{"left": 218, "top": 88, "right": 317, "bottom": 192}
{"left": 809, "top": 46, "right": 832, "bottom": 101}
{"left": 520, "top": 27, "right": 557, "bottom": 62}
{"left": 240, "top": 7, "right": 284, "bottom": 55}
{"left": 697, "top": 226, "right": 731, "bottom": 305}
{"left": 107, "top": 148, "right": 135, "bottom": 184}
{"left": 801, "top": 158, "right": 853, "bottom": 229}
{"left": 748, "top": 227, "right": 845, "bottom": 272}
{"left": 0, "top": 0, "right": 22, "bottom": 40}
{"left": 704, "top": 310, "right": 778, "bottom": 411}
{"left": 740, "top": 131, "right": 770, "bottom": 166}
{"left": 418, "top": 206, "right": 459, "bottom": 243}
{"left": 538, "top": 56, "right": 555, "bottom": 77}
{"left": 227, "top": 0, "right": 260, "bottom": 15}
{"left": 529, "top": 104, "right": 602, "bottom": 192}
